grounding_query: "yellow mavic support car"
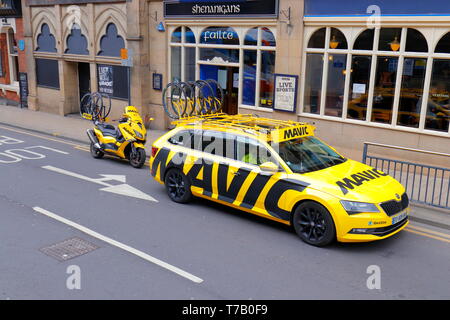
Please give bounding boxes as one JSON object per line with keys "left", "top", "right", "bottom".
{"left": 150, "top": 114, "right": 409, "bottom": 246}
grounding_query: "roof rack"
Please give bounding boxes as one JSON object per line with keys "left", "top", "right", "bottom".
{"left": 172, "top": 113, "right": 315, "bottom": 143}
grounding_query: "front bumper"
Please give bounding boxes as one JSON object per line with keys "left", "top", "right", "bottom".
{"left": 335, "top": 206, "right": 410, "bottom": 243}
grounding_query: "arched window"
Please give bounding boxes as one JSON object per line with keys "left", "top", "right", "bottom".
{"left": 308, "top": 28, "right": 326, "bottom": 49}
{"left": 353, "top": 29, "right": 374, "bottom": 50}
{"left": 378, "top": 28, "right": 402, "bottom": 51}
{"left": 329, "top": 28, "right": 347, "bottom": 49}
{"left": 200, "top": 26, "right": 239, "bottom": 45}
{"left": 98, "top": 23, "right": 125, "bottom": 57}
{"left": 435, "top": 32, "right": 450, "bottom": 53}
{"left": 261, "top": 27, "right": 276, "bottom": 47}
{"left": 65, "top": 24, "right": 89, "bottom": 55}
{"left": 36, "top": 23, "right": 57, "bottom": 52}
{"left": 185, "top": 27, "right": 196, "bottom": 44}
{"left": 171, "top": 27, "right": 182, "bottom": 43}
{"left": 405, "top": 28, "right": 428, "bottom": 53}
{"left": 244, "top": 27, "right": 258, "bottom": 46}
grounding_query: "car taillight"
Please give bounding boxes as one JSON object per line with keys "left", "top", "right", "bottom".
{"left": 151, "top": 147, "right": 159, "bottom": 158}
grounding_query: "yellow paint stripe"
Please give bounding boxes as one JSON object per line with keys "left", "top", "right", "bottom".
{"left": 405, "top": 228, "right": 450, "bottom": 244}
{"left": 407, "top": 225, "right": 450, "bottom": 240}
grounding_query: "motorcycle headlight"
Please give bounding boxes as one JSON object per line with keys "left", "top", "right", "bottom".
{"left": 133, "top": 130, "right": 143, "bottom": 139}
{"left": 340, "top": 201, "right": 379, "bottom": 215}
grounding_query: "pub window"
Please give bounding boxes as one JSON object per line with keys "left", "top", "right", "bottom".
{"left": 97, "top": 64, "right": 129, "bottom": 100}
{"left": 425, "top": 60, "right": 450, "bottom": 132}
{"left": 243, "top": 50, "right": 257, "bottom": 106}
{"left": 36, "top": 59, "right": 60, "bottom": 89}
{"left": 347, "top": 55, "right": 372, "bottom": 120}
{"left": 261, "top": 27, "right": 276, "bottom": 47}
{"left": 329, "top": 28, "right": 348, "bottom": 50}
{"left": 308, "top": 28, "right": 326, "bottom": 49}
{"left": 244, "top": 28, "right": 258, "bottom": 46}
{"left": 303, "top": 53, "right": 323, "bottom": 114}
{"left": 303, "top": 26, "right": 450, "bottom": 136}
{"left": 435, "top": 32, "right": 450, "bottom": 53}
{"left": 260, "top": 51, "right": 276, "bottom": 108}
{"left": 371, "top": 56, "right": 398, "bottom": 124}
{"left": 378, "top": 28, "right": 402, "bottom": 52}
{"left": 405, "top": 29, "right": 428, "bottom": 53}
{"left": 325, "top": 54, "right": 347, "bottom": 117}
{"left": 170, "top": 27, "right": 196, "bottom": 83}
{"left": 353, "top": 29, "right": 374, "bottom": 51}
{"left": 397, "top": 58, "right": 427, "bottom": 128}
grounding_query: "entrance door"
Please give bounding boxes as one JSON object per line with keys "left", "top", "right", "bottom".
{"left": 78, "top": 63, "right": 91, "bottom": 102}
{"left": 200, "top": 65, "right": 239, "bottom": 115}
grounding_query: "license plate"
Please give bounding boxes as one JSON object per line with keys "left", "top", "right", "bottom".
{"left": 392, "top": 211, "right": 408, "bottom": 225}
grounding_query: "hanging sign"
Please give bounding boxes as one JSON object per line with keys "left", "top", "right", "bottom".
{"left": 164, "top": 0, "right": 279, "bottom": 18}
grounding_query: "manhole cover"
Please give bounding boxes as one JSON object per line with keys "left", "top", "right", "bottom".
{"left": 40, "top": 237, "right": 99, "bottom": 261}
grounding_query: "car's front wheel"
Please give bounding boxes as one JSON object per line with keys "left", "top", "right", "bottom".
{"left": 164, "top": 168, "right": 192, "bottom": 203}
{"left": 292, "top": 201, "right": 336, "bottom": 247}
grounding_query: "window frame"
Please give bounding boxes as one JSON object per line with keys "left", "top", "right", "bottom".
{"left": 168, "top": 25, "right": 277, "bottom": 111}
{"left": 300, "top": 26, "right": 450, "bottom": 136}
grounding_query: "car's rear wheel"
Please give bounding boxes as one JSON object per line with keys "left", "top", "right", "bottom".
{"left": 292, "top": 201, "right": 336, "bottom": 247}
{"left": 164, "top": 168, "right": 192, "bottom": 203}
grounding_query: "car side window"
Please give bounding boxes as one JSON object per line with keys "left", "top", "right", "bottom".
{"left": 235, "top": 136, "right": 278, "bottom": 166}
{"left": 200, "top": 131, "right": 235, "bottom": 159}
{"left": 168, "top": 130, "right": 194, "bottom": 149}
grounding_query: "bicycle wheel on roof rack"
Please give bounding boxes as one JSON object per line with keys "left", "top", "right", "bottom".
{"left": 205, "top": 79, "right": 224, "bottom": 113}
{"left": 162, "top": 82, "right": 187, "bottom": 119}
{"left": 180, "top": 81, "right": 196, "bottom": 117}
{"left": 193, "top": 80, "right": 215, "bottom": 115}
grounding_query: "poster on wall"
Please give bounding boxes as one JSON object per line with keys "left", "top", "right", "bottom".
{"left": 97, "top": 65, "right": 113, "bottom": 95}
{"left": 273, "top": 74, "right": 298, "bottom": 113}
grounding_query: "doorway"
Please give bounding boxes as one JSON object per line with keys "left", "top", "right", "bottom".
{"left": 78, "top": 62, "right": 91, "bottom": 102}
{"left": 200, "top": 64, "right": 239, "bottom": 115}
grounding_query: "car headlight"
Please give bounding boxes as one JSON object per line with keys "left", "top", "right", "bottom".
{"left": 133, "top": 130, "right": 143, "bottom": 139}
{"left": 340, "top": 201, "right": 379, "bottom": 215}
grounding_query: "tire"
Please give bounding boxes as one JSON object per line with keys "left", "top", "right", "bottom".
{"left": 164, "top": 168, "right": 192, "bottom": 203}
{"left": 292, "top": 201, "right": 336, "bottom": 247}
{"left": 129, "top": 148, "right": 146, "bottom": 168}
{"left": 90, "top": 142, "right": 104, "bottom": 159}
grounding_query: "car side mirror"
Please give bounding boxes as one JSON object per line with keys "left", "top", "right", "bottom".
{"left": 259, "top": 162, "right": 279, "bottom": 173}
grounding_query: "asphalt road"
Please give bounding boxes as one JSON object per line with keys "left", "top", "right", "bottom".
{"left": 0, "top": 124, "right": 449, "bottom": 300}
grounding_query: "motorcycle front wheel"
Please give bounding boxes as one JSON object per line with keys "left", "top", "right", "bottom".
{"left": 129, "top": 148, "right": 146, "bottom": 168}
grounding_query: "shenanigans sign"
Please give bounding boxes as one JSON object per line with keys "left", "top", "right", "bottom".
{"left": 164, "top": 0, "right": 278, "bottom": 18}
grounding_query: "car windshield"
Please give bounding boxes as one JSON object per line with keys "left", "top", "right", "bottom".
{"left": 275, "top": 137, "right": 347, "bottom": 174}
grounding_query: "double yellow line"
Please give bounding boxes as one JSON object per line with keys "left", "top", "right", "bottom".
{"left": 405, "top": 225, "right": 450, "bottom": 244}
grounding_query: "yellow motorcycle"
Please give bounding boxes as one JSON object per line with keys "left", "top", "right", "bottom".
{"left": 86, "top": 106, "right": 148, "bottom": 168}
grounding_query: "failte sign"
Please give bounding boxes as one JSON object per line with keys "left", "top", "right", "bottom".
{"left": 164, "top": 0, "right": 279, "bottom": 18}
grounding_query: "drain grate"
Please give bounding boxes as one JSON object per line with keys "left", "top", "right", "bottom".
{"left": 40, "top": 237, "right": 99, "bottom": 261}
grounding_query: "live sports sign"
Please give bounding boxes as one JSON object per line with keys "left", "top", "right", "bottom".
{"left": 164, "top": 0, "right": 279, "bottom": 18}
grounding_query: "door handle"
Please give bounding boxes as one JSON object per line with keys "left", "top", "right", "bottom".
{"left": 231, "top": 170, "right": 241, "bottom": 176}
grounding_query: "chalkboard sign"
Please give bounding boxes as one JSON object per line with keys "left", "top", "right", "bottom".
{"left": 19, "top": 72, "right": 28, "bottom": 108}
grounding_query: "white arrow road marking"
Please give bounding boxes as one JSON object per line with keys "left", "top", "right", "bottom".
{"left": 33, "top": 207, "right": 203, "bottom": 284}
{"left": 42, "top": 165, "right": 158, "bottom": 202}
{"left": 98, "top": 174, "right": 127, "bottom": 183}
{"left": 100, "top": 184, "right": 157, "bottom": 202}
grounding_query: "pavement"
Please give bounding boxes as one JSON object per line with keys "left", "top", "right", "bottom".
{"left": 0, "top": 120, "right": 449, "bottom": 299}
{"left": 1, "top": 104, "right": 449, "bottom": 230}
